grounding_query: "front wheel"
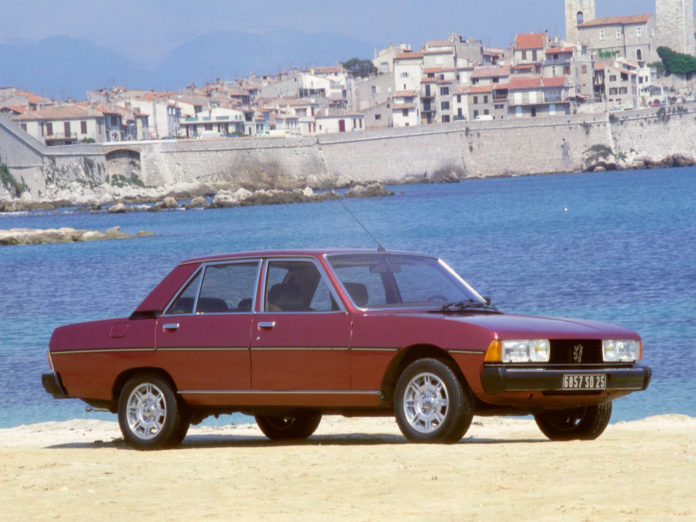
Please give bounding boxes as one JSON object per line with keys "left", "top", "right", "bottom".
{"left": 255, "top": 412, "right": 322, "bottom": 440}
{"left": 394, "top": 358, "right": 473, "bottom": 443}
{"left": 117, "top": 373, "right": 186, "bottom": 450}
{"left": 534, "top": 402, "right": 612, "bottom": 441}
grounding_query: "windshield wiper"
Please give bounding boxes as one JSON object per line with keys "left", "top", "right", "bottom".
{"left": 439, "top": 300, "right": 499, "bottom": 313}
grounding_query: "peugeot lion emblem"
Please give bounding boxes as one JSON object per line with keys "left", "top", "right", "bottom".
{"left": 573, "top": 344, "right": 584, "bottom": 363}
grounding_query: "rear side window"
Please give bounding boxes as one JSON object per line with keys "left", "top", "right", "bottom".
{"left": 166, "top": 261, "right": 259, "bottom": 314}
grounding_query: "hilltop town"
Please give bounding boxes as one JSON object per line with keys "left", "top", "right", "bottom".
{"left": 2, "top": 0, "right": 695, "bottom": 145}
{"left": 1, "top": 0, "right": 696, "bottom": 208}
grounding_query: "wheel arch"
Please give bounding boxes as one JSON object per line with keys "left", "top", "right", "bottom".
{"left": 112, "top": 367, "right": 179, "bottom": 406}
{"left": 380, "top": 344, "right": 470, "bottom": 406}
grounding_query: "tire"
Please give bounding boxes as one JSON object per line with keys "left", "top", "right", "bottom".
{"left": 117, "top": 373, "right": 186, "bottom": 450}
{"left": 255, "top": 412, "right": 322, "bottom": 440}
{"left": 393, "top": 358, "right": 473, "bottom": 443}
{"left": 534, "top": 402, "right": 612, "bottom": 441}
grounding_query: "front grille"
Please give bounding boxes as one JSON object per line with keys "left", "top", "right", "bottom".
{"left": 550, "top": 339, "right": 602, "bottom": 364}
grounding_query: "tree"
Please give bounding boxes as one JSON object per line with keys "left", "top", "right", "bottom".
{"left": 341, "top": 58, "right": 377, "bottom": 78}
{"left": 657, "top": 46, "right": 696, "bottom": 75}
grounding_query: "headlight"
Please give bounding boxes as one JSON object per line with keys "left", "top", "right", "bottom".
{"left": 497, "top": 339, "right": 550, "bottom": 363}
{"left": 603, "top": 340, "right": 640, "bottom": 362}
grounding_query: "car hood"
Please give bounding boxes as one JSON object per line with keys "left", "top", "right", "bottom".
{"left": 433, "top": 311, "right": 639, "bottom": 340}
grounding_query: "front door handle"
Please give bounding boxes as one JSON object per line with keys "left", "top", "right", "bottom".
{"left": 258, "top": 321, "right": 276, "bottom": 329}
{"left": 162, "top": 323, "right": 180, "bottom": 331}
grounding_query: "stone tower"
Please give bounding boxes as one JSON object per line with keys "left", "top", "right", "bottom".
{"left": 656, "top": 0, "right": 695, "bottom": 55}
{"left": 565, "top": 0, "right": 596, "bottom": 43}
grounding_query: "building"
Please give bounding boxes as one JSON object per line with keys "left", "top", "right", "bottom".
{"left": 373, "top": 43, "right": 411, "bottom": 73}
{"left": 179, "top": 107, "right": 245, "bottom": 138}
{"left": 593, "top": 61, "right": 639, "bottom": 108}
{"left": 12, "top": 104, "right": 106, "bottom": 145}
{"left": 507, "top": 77, "right": 571, "bottom": 118}
{"left": 566, "top": 0, "right": 597, "bottom": 43}
{"left": 392, "top": 90, "right": 420, "bottom": 127}
{"left": 656, "top": 0, "right": 695, "bottom": 55}
{"left": 578, "top": 14, "right": 657, "bottom": 65}
{"left": 393, "top": 51, "right": 424, "bottom": 91}
{"left": 315, "top": 112, "right": 364, "bottom": 134}
{"left": 513, "top": 33, "right": 548, "bottom": 75}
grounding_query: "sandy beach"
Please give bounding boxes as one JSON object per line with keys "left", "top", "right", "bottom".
{"left": 0, "top": 414, "right": 694, "bottom": 521}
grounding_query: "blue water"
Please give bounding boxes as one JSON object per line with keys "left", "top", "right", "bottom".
{"left": 1, "top": 168, "right": 695, "bottom": 428}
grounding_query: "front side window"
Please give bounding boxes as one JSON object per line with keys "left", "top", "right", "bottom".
{"left": 265, "top": 260, "right": 336, "bottom": 312}
{"left": 167, "top": 261, "right": 259, "bottom": 314}
{"left": 327, "top": 254, "right": 484, "bottom": 309}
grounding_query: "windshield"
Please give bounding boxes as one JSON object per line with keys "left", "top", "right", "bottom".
{"left": 326, "top": 253, "right": 488, "bottom": 310}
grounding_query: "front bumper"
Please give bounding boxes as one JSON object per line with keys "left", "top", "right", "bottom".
{"left": 42, "top": 372, "right": 68, "bottom": 399}
{"left": 481, "top": 365, "right": 652, "bottom": 394}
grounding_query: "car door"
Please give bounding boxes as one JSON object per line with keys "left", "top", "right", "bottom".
{"left": 155, "top": 260, "right": 260, "bottom": 401}
{"left": 250, "top": 258, "right": 352, "bottom": 394}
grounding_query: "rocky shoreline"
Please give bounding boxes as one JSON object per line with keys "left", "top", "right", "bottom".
{"left": 0, "top": 226, "right": 155, "bottom": 246}
{"left": 0, "top": 182, "right": 394, "bottom": 214}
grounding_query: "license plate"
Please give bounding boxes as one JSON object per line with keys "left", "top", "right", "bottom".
{"left": 562, "top": 374, "right": 606, "bottom": 390}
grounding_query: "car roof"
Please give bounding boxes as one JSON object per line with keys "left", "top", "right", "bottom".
{"left": 180, "top": 248, "right": 429, "bottom": 265}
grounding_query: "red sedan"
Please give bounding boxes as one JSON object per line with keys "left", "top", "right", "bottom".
{"left": 42, "top": 250, "right": 651, "bottom": 449}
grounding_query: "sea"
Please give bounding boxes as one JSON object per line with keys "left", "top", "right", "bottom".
{"left": 1, "top": 167, "right": 695, "bottom": 429}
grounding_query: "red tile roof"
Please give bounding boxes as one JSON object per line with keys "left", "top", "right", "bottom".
{"left": 394, "top": 51, "right": 423, "bottom": 60}
{"left": 579, "top": 14, "right": 651, "bottom": 27}
{"left": 507, "top": 76, "right": 566, "bottom": 90}
{"left": 471, "top": 65, "right": 511, "bottom": 79}
{"left": 546, "top": 47, "right": 575, "bottom": 55}
{"left": 514, "top": 33, "right": 546, "bottom": 50}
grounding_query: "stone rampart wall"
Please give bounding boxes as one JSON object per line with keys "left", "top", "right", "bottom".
{"left": 3, "top": 104, "right": 696, "bottom": 202}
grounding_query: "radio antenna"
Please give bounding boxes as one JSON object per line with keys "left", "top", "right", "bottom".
{"left": 338, "top": 198, "right": 385, "bottom": 251}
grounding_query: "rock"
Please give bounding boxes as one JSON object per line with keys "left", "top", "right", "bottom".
{"left": 107, "top": 203, "right": 127, "bottom": 213}
{"left": 345, "top": 183, "right": 392, "bottom": 198}
{"left": 0, "top": 226, "right": 155, "bottom": 246}
{"left": 136, "top": 230, "right": 156, "bottom": 238}
{"left": 187, "top": 196, "right": 210, "bottom": 208}
{"left": 160, "top": 196, "right": 179, "bottom": 209}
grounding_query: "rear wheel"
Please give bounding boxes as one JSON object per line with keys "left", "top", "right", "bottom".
{"left": 534, "top": 402, "right": 612, "bottom": 441}
{"left": 255, "top": 412, "right": 322, "bottom": 440}
{"left": 394, "top": 358, "right": 472, "bottom": 443}
{"left": 117, "top": 373, "right": 186, "bottom": 450}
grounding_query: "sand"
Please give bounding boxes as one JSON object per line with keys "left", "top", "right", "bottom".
{"left": 0, "top": 414, "right": 694, "bottom": 521}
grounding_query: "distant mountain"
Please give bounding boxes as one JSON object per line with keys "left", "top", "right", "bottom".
{"left": 0, "top": 28, "right": 374, "bottom": 100}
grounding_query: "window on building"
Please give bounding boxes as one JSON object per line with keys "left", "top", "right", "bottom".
{"left": 46, "top": 122, "right": 53, "bottom": 135}
{"left": 483, "top": 95, "right": 489, "bottom": 104}
{"left": 484, "top": 109, "right": 490, "bottom": 115}
{"left": 637, "top": 49, "right": 643, "bottom": 61}
{"left": 582, "top": 64, "right": 588, "bottom": 74}
{"left": 532, "top": 50, "right": 538, "bottom": 61}
{"left": 473, "top": 110, "right": 479, "bottom": 118}
{"left": 442, "top": 115, "right": 450, "bottom": 123}
{"left": 610, "top": 75, "right": 617, "bottom": 81}
{"left": 609, "top": 87, "right": 618, "bottom": 95}
{"left": 440, "top": 87, "right": 449, "bottom": 95}
{"left": 637, "top": 27, "right": 642, "bottom": 37}
{"left": 441, "top": 101, "right": 450, "bottom": 110}
{"left": 619, "top": 87, "right": 628, "bottom": 94}
{"left": 64, "top": 121, "right": 71, "bottom": 136}
{"left": 21, "top": 123, "right": 27, "bottom": 131}
{"left": 473, "top": 96, "right": 478, "bottom": 104}
{"left": 599, "top": 30, "right": 605, "bottom": 40}
{"left": 375, "top": 114, "right": 381, "bottom": 120}
{"left": 401, "top": 72, "right": 409, "bottom": 78}
{"left": 457, "top": 95, "right": 461, "bottom": 103}
{"left": 81, "top": 121, "right": 87, "bottom": 134}
{"left": 577, "top": 11, "right": 584, "bottom": 25}
{"left": 402, "top": 109, "right": 409, "bottom": 117}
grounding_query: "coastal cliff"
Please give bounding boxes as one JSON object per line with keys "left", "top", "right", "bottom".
{"left": 2, "top": 103, "right": 696, "bottom": 207}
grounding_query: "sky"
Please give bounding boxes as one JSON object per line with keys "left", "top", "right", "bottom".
{"left": 0, "top": 0, "right": 658, "bottom": 65}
